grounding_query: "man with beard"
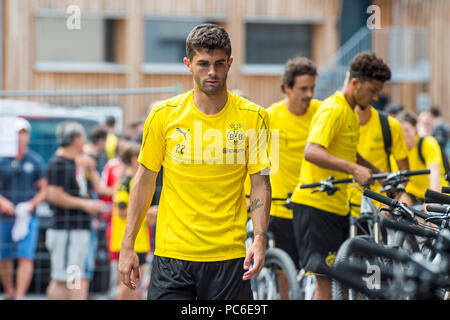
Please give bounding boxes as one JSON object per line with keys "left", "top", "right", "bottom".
{"left": 266, "top": 56, "right": 321, "bottom": 299}
{"left": 119, "top": 24, "right": 272, "bottom": 300}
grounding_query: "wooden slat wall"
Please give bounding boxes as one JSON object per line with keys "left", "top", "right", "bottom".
{"left": 2, "top": 0, "right": 342, "bottom": 130}
{"left": 373, "top": 0, "right": 450, "bottom": 122}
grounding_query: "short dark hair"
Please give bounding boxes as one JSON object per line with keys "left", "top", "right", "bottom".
{"left": 120, "top": 142, "right": 141, "bottom": 166}
{"left": 105, "top": 116, "right": 116, "bottom": 127}
{"left": 397, "top": 109, "right": 418, "bottom": 127}
{"left": 89, "top": 126, "right": 108, "bottom": 144}
{"left": 186, "top": 24, "right": 232, "bottom": 60}
{"left": 281, "top": 57, "right": 317, "bottom": 93}
{"left": 429, "top": 106, "right": 441, "bottom": 118}
{"left": 349, "top": 51, "right": 391, "bottom": 83}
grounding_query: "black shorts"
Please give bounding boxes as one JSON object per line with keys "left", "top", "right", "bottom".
{"left": 268, "top": 216, "right": 300, "bottom": 269}
{"left": 147, "top": 256, "right": 253, "bottom": 300}
{"left": 137, "top": 252, "right": 147, "bottom": 265}
{"left": 292, "top": 204, "right": 349, "bottom": 274}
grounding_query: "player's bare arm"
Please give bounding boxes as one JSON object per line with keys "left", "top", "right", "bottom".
{"left": 119, "top": 164, "right": 158, "bottom": 290}
{"left": 243, "top": 171, "right": 271, "bottom": 280}
{"left": 304, "top": 142, "right": 373, "bottom": 185}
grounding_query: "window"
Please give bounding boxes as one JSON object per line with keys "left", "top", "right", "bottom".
{"left": 245, "top": 23, "right": 313, "bottom": 65}
{"left": 142, "top": 17, "right": 222, "bottom": 73}
{"left": 35, "top": 15, "right": 125, "bottom": 72}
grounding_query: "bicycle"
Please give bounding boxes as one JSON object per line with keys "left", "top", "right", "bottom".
{"left": 298, "top": 170, "right": 431, "bottom": 299}
{"left": 310, "top": 197, "right": 450, "bottom": 300}
{"left": 245, "top": 219, "right": 301, "bottom": 300}
{"left": 339, "top": 188, "right": 450, "bottom": 299}
{"left": 246, "top": 191, "right": 316, "bottom": 300}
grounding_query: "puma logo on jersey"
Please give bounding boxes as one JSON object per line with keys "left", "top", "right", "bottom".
{"left": 176, "top": 128, "right": 190, "bottom": 140}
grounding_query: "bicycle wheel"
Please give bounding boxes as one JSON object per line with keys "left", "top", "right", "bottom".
{"left": 253, "top": 247, "right": 301, "bottom": 300}
{"left": 332, "top": 235, "right": 379, "bottom": 300}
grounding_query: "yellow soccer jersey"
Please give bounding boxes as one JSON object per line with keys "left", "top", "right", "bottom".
{"left": 105, "top": 133, "right": 118, "bottom": 160}
{"left": 291, "top": 91, "right": 360, "bottom": 216}
{"left": 138, "top": 90, "right": 271, "bottom": 262}
{"left": 403, "top": 135, "right": 448, "bottom": 199}
{"left": 267, "top": 99, "right": 321, "bottom": 219}
{"left": 110, "top": 176, "right": 150, "bottom": 253}
{"left": 349, "top": 107, "right": 409, "bottom": 217}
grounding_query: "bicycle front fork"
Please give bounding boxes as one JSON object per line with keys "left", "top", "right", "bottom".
{"left": 349, "top": 215, "right": 382, "bottom": 244}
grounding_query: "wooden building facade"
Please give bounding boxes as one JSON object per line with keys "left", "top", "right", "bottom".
{"left": 373, "top": 0, "right": 450, "bottom": 120}
{"left": 1, "top": 0, "right": 340, "bottom": 128}
{"left": 1, "top": 0, "right": 449, "bottom": 129}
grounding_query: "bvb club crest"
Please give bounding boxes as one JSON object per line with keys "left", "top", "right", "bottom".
{"left": 227, "top": 123, "right": 245, "bottom": 147}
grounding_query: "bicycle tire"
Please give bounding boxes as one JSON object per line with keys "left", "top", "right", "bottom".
{"left": 254, "top": 247, "right": 301, "bottom": 300}
{"left": 332, "top": 235, "right": 376, "bottom": 300}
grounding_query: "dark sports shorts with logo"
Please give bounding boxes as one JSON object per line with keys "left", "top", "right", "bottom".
{"left": 147, "top": 256, "right": 253, "bottom": 300}
{"left": 292, "top": 203, "right": 349, "bottom": 274}
{"left": 268, "top": 215, "right": 300, "bottom": 269}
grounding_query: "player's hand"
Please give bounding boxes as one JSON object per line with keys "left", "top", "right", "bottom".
{"left": 0, "top": 198, "right": 15, "bottom": 216}
{"left": 118, "top": 245, "right": 140, "bottom": 290}
{"left": 352, "top": 164, "right": 373, "bottom": 186}
{"left": 243, "top": 234, "right": 266, "bottom": 280}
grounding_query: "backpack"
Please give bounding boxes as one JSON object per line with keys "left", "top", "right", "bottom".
{"left": 378, "top": 110, "right": 392, "bottom": 172}
{"left": 418, "top": 136, "right": 450, "bottom": 182}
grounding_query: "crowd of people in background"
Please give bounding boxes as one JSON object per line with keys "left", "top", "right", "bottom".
{"left": 0, "top": 112, "right": 160, "bottom": 300}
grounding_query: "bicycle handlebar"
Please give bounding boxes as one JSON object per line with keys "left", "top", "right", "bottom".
{"left": 379, "top": 215, "right": 437, "bottom": 239}
{"left": 308, "top": 253, "right": 386, "bottom": 300}
{"left": 398, "top": 169, "right": 430, "bottom": 177}
{"left": 425, "top": 189, "right": 450, "bottom": 205}
{"left": 426, "top": 204, "right": 450, "bottom": 214}
{"left": 300, "top": 177, "right": 354, "bottom": 189}
{"left": 363, "top": 189, "right": 398, "bottom": 207}
{"left": 350, "top": 237, "right": 410, "bottom": 262}
{"left": 300, "top": 170, "right": 430, "bottom": 190}
{"left": 363, "top": 189, "right": 449, "bottom": 227}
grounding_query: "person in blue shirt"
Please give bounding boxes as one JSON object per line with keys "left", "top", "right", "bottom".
{"left": 0, "top": 117, "right": 47, "bottom": 300}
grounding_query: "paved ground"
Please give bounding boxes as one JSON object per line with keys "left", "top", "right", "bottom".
{"left": 0, "top": 293, "right": 112, "bottom": 300}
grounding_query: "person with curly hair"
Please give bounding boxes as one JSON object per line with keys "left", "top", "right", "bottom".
{"left": 290, "top": 51, "right": 391, "bottom": 300}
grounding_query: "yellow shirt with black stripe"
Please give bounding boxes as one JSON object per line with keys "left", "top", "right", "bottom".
{"left": 400, "top": 135, "right": 449, "bottom": 199}
{"left": 291, "top": 91, "right": 359, "bottom": 216}
{"left": 138, "top": 90, "right": 271, "bottom": 262}
{"left": 349, "top": 107, "right": 409, "bottom": 217}
{"left": 267, "top": 99, "right": 321, "bottom": 219}
{"left": 110, "top": 176, "right": 150, "bottom": 253}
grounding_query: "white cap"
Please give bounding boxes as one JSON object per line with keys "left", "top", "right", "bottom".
{"left": 16, "top": 117, "right": 31, "bottom": 132}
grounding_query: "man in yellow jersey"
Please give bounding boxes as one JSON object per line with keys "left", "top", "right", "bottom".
{"left": 266, "top": 57, "right": 321, "bottom": 299}
{"left": 104, "top": 116, "right": 118, "bottom": 161}
{"left": 118, "top": 24, "right": 272, "bottom": 300}
{"left": 396, "top": 110, "right": 449, "bottom": 205}
{"left": 291, "top": 52, "right": 391, "bottom": 300}
{"left": 348, "top": 102, "right": 409, "bottom": 218}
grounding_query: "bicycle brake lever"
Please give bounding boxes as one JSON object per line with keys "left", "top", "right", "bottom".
{"left": 380, "top": 185, "right": 392, "bottom": 193}
{"left": 326, "top": 187, "right": 339, "bottom": 196}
